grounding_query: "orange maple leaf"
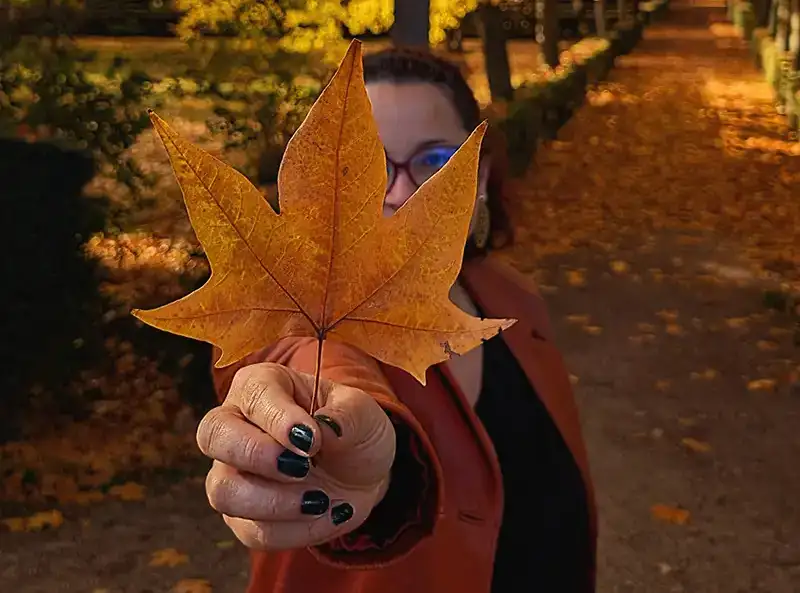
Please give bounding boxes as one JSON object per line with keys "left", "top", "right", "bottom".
{"left": 149, "top": 547, "right": 189, "bottom": 567}
{"left": 132, "top": 40, "right": 514, "bottom": 404}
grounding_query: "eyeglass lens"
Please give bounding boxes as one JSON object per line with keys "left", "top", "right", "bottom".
{"left": 386, "top": 146, "right": 459, "bottom": 191}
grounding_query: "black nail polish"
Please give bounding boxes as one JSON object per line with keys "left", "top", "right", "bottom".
{"left": 289, "top": 424, "right": 314, "bottom": 453}
{"left": 331, "top": 503, "right": 353, "bottom": 526}
{"left": 301, "top": 490, "right": 330, "bottom": 516}
{"left": 313, "top": 414, "right": 342, "bottom": 438}
{"left": 277, "top": 449, "right": 310, "bottom": 478}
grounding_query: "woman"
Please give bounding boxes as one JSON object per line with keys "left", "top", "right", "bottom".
{"left": 201, "top": 48, "right": 597, "bottom": 593}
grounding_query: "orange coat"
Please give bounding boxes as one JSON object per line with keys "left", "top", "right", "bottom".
{"left": 212, "top": 255, "right": 597, "bottom": 593}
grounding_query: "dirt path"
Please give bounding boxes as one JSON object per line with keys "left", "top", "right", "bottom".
{"left": 501, "top": 3, "right": 800, "bottom": 591}
{"left": 3, "top": 4, "right": 799, "bottom": 592}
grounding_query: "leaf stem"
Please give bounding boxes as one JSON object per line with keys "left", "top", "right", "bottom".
{"left": 309, "top": 332, "right": 324, "bottom": 417}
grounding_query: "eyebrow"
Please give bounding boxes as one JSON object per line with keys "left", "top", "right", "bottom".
{"left": 415, "top": 139, "right": 452, "bottom": 150}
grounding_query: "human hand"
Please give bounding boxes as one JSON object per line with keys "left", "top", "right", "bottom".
{"left": 196, "top": 362, "right": 396, "bottom": 550}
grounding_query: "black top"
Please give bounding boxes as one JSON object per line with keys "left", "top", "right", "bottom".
{"left": 474, "top": 335, "right": 593, "bottom": 592}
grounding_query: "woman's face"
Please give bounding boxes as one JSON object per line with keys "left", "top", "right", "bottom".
{"left": 366, "top": 81, "right": 489, "bottom": 220}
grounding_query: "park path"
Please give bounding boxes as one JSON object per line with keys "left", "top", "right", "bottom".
{"left": 2, "top": 3, "right": 799, "bottom": 593}
{"left": 499, "top": 3, "right": 800, "bottom": 592}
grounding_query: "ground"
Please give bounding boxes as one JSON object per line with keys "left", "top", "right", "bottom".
{"left": 2, "top": 3, "right": 800, "bottom": 592}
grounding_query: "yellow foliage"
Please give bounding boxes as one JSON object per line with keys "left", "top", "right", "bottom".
{"left": 174, "top": 0, "right": 485, "bottom": 52}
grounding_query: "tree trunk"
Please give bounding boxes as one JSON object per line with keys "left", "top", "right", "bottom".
{"left": 755, "top": 0, "right": 771, "bottom": 28}
{"left": 769, "top": 0, "right": 780, "bottom": 36}
{"left": 477, "top": 2, "right": 514, "bottom": 102}
{"left": 391, "top": 0, "right": 430, "bottom": 48}
{"left": 617, "top": 0, "right": 627, "bottom": 24}
{"left": 595, "top": 0, "right": 607, "bottom": 36}
{"left": 790, "top": 0, "right": 800, "bottom": 61}
{"left": 776, "top": 0, "right": 790, "bottom": 50}
{"left": 536, "top": 0, "right": 561, "bottom": 68}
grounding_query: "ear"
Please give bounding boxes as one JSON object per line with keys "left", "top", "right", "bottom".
{"left": 477, "top": 155, "right": 492, "bottom": 198}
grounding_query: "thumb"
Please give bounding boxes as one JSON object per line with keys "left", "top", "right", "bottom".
{"left": 310, "top": 383, "right": 396, "bottom": 489}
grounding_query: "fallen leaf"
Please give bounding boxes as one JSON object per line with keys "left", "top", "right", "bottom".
{"left": 725, "top": 317, "right": 749, "bottom": 329}
{"left": 20, "top": 510, "right": 64, "bottom": 531}
{"left": 150, "top": 548, "right": 189, "bottom": 567}
{"left": 677, "top": 417, "right": 697, "bottom": 427}
{"left": 566, "top": 270, "right": 587, "bottom": 287}
{"left": 656, "top": 309, "right": 679, "bottom": 322}
{"left": 583, "top": 325, "right": 603, "bottom": 336}
{"left": 173, "top": 579, "right": 212, "bottom": 593}
{"left": 657, "top": 562, "right": 673, "bottom": 575}
{"left": 637, "top": 322, "right": 657, "bottom": 332}
{"left": 681, "top": 437, "right": 711, "bottom": 453}
{"left": 1, "top": 517, "right": 26, "bottom": 532}
{"left": 769, "top": 327, "right": 791, "bottom": 337}
{"left": 109, "top": 482, "right": 146, "bottom": 501}
{"left": 655, "top": 379, "right": 671, "bottom": 392}
{"left": 747, "top": 378, "right": 777, "bottom": 392}
{"left": 215, "top": 540, "right": 236, "bottom": 550}
{"left": 665, "top": 323, "right": 685, "bottom": 336}
{"left": 629, "top": 333, "right": 656, "bottom": 345}
{"left": 756, "top": 340, "right": 779, "bottom": 351}
{"left": 566, "top": 314, "right": 591, "bottom": 325}
{"left": 131, "top": 41, "right": 514, "bottom": 388}
{"left": 650, "top": 504, "right": 690, "bottom": 525}
{"left": 690, "top": 368, "right": 718, "bottom": 380}
{"left": 610, "top": 260, "right": 630, "bottom": 274}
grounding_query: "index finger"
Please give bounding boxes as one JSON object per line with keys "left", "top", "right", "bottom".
{"left": 225, "top": 363, "right": 327, "bottom": 457}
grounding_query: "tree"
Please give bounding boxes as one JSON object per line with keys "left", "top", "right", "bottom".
{"left": 392, "top": 0, "right": 430, "bottom": 47}
{"left": 477, "top": 1, "right": 513, "bottom": 101}
{"left": 533, "top": 0, "right": 560, "bottom": 68}
{"left": 594, "top": 0, "right": 607, "bottom": 36}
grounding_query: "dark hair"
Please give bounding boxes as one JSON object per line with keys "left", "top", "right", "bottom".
{"left": 362, "top": 47, "right": 513, "bottom": 256}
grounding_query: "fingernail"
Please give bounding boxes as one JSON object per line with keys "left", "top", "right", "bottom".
{"left": 289, "top": 424, "right": 314, "bottom": 453}
{"left": 301, "top": 490, "right": 330, "bottom": 516}
{"left": 331, "top": 502, "right": 353, "bottom": 526}
{"left": 313, "top": 414, "right": 342, "bottom": 438}
{"left": 277, "top": 449, "right": 310, "bottom": 478}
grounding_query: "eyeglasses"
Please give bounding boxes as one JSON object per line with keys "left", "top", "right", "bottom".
{"left": 385, "top": 145, "right": 460, "bottom": 193}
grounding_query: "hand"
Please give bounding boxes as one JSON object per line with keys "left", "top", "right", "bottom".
{"left": 196, "top": 362, "right": 396, "bottom": 550}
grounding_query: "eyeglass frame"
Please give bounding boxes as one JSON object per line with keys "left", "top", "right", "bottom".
{"left": 384, "top": 144, "right": 461, "bottom": 193}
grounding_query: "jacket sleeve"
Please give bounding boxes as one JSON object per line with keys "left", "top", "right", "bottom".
{"left": 211, "top": 338, "right": 445, "bottom": 569}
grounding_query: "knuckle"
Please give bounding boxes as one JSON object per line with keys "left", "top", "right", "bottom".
{"left": 239, "top": 434, "right": 263, "bottom": 471}
{"left": 206, "top": 469, "right": 238, "bottom": 515}
{"left": 196, "top": 408, "right": 226, "bottom": 458}
{"left": 233, "top": 369, "right": 288, "bottom": 432}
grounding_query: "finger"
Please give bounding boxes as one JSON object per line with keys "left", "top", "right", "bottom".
{"left": 226, "top": 363, "right": 329, "bottom": 457}
{"left": 312, "top": 384, "right": 396, "bottom": 487}
{"left": 206, "top": 461, "right": 331, "bottom": 521}
{"left": 222, "top": 486, "right": 378, "bottom": 551}
{"left": 197, "top": 407, "right": 311, "bottom": 482}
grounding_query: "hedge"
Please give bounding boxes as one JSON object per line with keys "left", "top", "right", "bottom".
{"left": 488, "top": 2, "right": 667, "bottom": 176}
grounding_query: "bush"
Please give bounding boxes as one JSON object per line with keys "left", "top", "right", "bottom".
{"left": 0, "top": 140, "right": 106, "bottom": 440}
{"left": 492, "top": 38, "right": 614, "bottom": 175}
{"left": 0, "top": 37, "right": 157, "bottom": 205}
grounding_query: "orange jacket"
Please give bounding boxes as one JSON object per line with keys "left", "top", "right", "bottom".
{"left": 212, "top": 255, "right": 597, "bottom": 593}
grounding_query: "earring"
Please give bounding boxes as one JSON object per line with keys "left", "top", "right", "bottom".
{"left": 473, "top": 196, "right": 491, "bottom": 250}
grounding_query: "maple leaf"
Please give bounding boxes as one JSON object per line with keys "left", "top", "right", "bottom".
{"left": 650, "top": 504, "right": 690, "bottom": 525}
{"left": 173, "top": 579, "right": 211, "bottom": 593}
{"left": 132, "top": 40, "right": 514, "bottom": 402}
{"left": 680, "top": 437, "right": 711, "bottom": 453}
{"left": 150, "top": 548, "right": 189, "bottom": 567}
{"left": 109, "top": 482, "right": 146, "bottom": 501}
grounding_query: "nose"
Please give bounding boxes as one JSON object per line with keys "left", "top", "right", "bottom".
{"left": 383, "top": 171, "right": 417, "bottom": 216}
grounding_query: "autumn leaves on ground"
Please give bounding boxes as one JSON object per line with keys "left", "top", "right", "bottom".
{"left": 2, "top": 4, "right": 799, "bottom": 593}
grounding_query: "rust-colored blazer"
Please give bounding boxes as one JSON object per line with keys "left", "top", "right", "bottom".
{"left": 212, "top": 256, "right": 597, "bottom": 593}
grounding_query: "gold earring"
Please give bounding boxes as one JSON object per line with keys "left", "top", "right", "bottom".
{"left": 473, "top": 197, "right": 490, "bottom": 250}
